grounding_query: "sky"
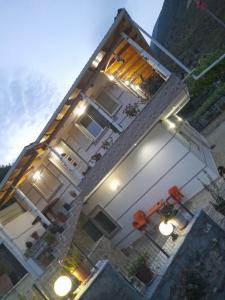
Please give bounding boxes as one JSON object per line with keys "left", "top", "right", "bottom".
{"left": 0, "top": 0, "right": 164, "bottom": 165}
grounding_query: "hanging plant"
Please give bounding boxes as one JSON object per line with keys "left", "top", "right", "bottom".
{"left": 123, "top": 103, "right": 140, "bottom": 118}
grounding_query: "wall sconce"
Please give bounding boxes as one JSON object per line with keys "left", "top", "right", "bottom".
{"left": 32, "top": 170, "right": 42, "bottom": 181}
{"left": 110, "top": 179, "right": 120, "bottom": 191}
{"left": 159, "top": 221, "right": 174, "bottom": 236}
{"left": 54, "top": 275, "right": 72, "bottom": 297}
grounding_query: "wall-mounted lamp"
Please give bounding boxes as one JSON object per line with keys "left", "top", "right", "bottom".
{"left": 76, "top": 102, "right": 87, "bottom": 116}
{"left": 110, "top": 179, "right": 120, "bottom": 191}
{"left": 32, "top": 171, "right": 42, "bottom": 181}
{"left": 54, "top": 275, "right": 72, "bottom": 297}
{"left": 159, "top": 221, "right": 173, "bottom": 236}
{"left": 108, "top": 74, "right": 115, "bottom": 81}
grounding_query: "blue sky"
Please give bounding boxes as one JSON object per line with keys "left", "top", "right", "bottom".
{"left": 0, "top": 0, "right": 164, "bottom": 164}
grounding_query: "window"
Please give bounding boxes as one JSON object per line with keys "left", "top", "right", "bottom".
{"left": 0, "top": 244, "right": 27, "bottom": 297}
{"left": 96, "top": 90, "right": 120, "bottom": 115}
{"left": 32, "top": 166, "right": 61, "bottom": 200}
{"left": 83, "top": 220, "right": 103, "bottom": 242}
{"left": 90, "top": 206, "right": 120, "bottom": 238}
{"left": 79, "top": 114, "right": 103, "bottom": 138}
{"left": 78, "top": 106, "right": 107, "bottom": 139}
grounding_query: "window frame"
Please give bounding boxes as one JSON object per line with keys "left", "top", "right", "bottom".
{"left": 31, "top": 165, "right": 62, "bottom": 201}
{"left": 89, "top": 205, "right": 120, "bottom": 238}
{"left": 95, "top": 87, "right": 121, "bottom": 116}
{"left": 78, "top": 112, "right": 105, "bottom": 140}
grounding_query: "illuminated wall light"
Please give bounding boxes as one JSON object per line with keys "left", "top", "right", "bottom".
{"left": 124, "top": 80, "right": 130, "bottom": 86}
{"left": 108, "top": 74, "right": 115, "bottom": 81}
{"left": 54, "top": 275, "right": 72, "bottom": 297}
{"left": 32, "top": 171, "right": 42, "bottom": 181}
{"left": 76, "top": 103, "right": 86, "bottom": 116}
{"left": 165, "top": 120, "right": 176, "bottom": 129}
{"left": 110, "top": 179, "right": 120, "bottom": 191}
{"left": 175, "top": 115, "right": 183, "bottom": 122}
{"left": 159, "top": 221, "right": 174, "bottom": 236}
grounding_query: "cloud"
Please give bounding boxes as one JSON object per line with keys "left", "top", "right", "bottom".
{"left": 0, "top": 69, "right": 61, "bottom": 164}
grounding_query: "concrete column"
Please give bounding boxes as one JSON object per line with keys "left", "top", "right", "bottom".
{"left": 15, "top": 187, "right": 51, "bottom": 226}
{"left": 80, "top": 92, "right": 123, "bottom": 133}
{"left": 121, "top": 32, "right": 171, "bottom": 81}
{"left": 0, "top": 224, "right": 43, "bottom": 278}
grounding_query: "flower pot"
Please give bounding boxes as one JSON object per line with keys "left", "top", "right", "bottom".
{"left": 135, "top": 265, "right": 154, "bottom": 285}
{"left": 72, "top": 262, "right": 90, "bottom": 282}
{"left": 31, "top": 231, "right": 39, "bottom": 240}
{"left": 0, "top": 274, "right": 13, "bottom": 295}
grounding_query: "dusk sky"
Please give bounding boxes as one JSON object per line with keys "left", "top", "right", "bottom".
{"left": 0, "top": 1, "right": 164, "bottom": 164}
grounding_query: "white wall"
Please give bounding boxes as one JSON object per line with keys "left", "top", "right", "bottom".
{"left": 83, "top": 122, "right": 218, "bottom": 248}
{"left": 4, "top": 212, "right": 45, "bottom": 253}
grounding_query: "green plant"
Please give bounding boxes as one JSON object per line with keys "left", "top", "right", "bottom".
{"left": 141, "top": 75, "right": 164, "bottom": 96}
{"left": 198, "top": 170, "right": 225, "bottom": 208}
{"left": 60, "top": 245, "right": 81, "bottom": 273}
{"left": 102, "top": 138, "right": 113, "bottom": 150}
{"left": 123, "top": 103, "right": 140, "bottom": 118}
{"left": 128, "top": 252, "right": 149, "bottom": 277}
{"left": 160, "top": 203, "right": 178, "bottom": 222}
{"left": 43, "top": 232, "right": 56, "bottom": 245}
{"left": 0, "top": 261, "right": 9, "bottom": 275}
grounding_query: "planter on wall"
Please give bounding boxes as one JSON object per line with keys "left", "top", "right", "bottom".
{"left": 135, "top": 264, "right": 154, "bottom": 285}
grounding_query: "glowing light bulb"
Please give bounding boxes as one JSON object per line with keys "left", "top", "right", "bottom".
{"left": 108, "top": 74, "right": 115, "bottom": 81}
{"left": 124, "top": 80, "right": 129, "bottom": 86}
{"left": 54, "top": 276, "right": 72, "bottom": 297}
{"left": 32, "top": 171, "right": 41, "bottom": 181}
{"left": 159, "top": 221, "right": 173, "bottom": 236}
{"left": 110, "top": 179, "right": 120, "bottom": 191}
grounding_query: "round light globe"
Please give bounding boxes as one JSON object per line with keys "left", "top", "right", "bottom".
{"left": 159, "top": 221, "right": 173, "bottom": 236}
{"left": 54, "top": 275, "right": 72, "bottom": 297}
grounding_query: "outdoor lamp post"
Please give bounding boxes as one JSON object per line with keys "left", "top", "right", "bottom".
{"left": 159, "top": 221, "right": 174, "bottom": 236}
{"left": 54, "top": 275, "right": 72, "bottom": 297}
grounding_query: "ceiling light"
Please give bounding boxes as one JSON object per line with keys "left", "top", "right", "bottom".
{"left": 32, "top": 171, "right": 42, "bottom": 181}
{"left": 124, "top": 80, "right": 129, "bottom": 86}
{"left": 108, "top": 74, "right": 115, "bottom": 81}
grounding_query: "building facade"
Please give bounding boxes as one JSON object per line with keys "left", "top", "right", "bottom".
{"left": 0, "top": 9, "right": 218, "bottom": 299}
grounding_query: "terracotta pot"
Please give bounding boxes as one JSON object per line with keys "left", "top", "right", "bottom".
{"left": 0, "top": 274, "right": 13, "bottom": 294}
{"left": 72, "top": 262, "right": 90, "bottom": 282}
{"left": 135, "top": 265, "right": 154, "bottom": 285}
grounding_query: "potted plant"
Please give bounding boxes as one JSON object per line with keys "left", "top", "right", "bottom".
{"left": 160, "top": 202, "right": 188, "bottom": 230}
{"left": 31, "top": 231, "right": 39, "bottom": 240}
{"left": 123, "top": 103, "right": 140, "bottom": 118}
{"left": 43, "top": 232, "right": 58, "bottom": 249}
{"left": 128, "top": 252, "right": 154, "bottom": 285}
{"left": 25, "top": 241, "right": 33, "bottom": 249}
{"left": 60, "top": 246, "right": 90, "bottom": 282}
{"left": 37, "top": 250, "right": 55, "bottom": 268}
{"left": 141, "top": 75, "right": 164, "bottom": 96}
{"left": 101, "top": 137, "right": 113, "bottom": 150}
{"left": 198, "top": 171, "right": 225, "bottom": 216}
{"left": 0, "top": 262, "right": 13, "bottom": 295}
{"left": 91, "top": 153, "right": 102, "bottom": 162}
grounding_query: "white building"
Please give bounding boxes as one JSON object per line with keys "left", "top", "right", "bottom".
{"left": 0, "top": 8, "right": 218, "bottom": 299}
